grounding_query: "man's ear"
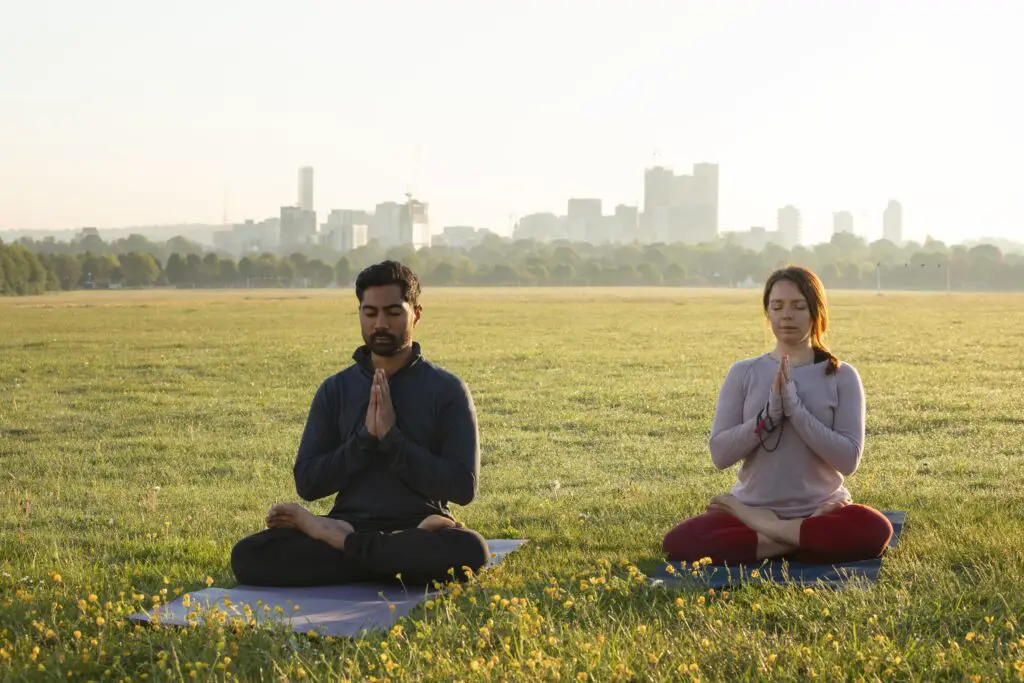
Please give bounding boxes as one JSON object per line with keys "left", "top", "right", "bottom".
{"left": 413, "top": 305, "right": 422, "bottom": 325}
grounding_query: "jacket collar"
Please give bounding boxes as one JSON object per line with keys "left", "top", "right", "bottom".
{"left": 352, "top": 341, "right": 423, "bottom": 376}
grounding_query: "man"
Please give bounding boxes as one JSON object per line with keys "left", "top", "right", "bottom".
{"left": 230, "top": 261, "right": 489, "bottom": 586}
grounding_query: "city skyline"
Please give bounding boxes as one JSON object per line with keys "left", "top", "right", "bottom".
{"left": 1, "top": 1, "right": 1021, "bottom": 245}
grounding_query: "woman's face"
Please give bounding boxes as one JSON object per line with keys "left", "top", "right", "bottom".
{"left": 767, "top": 279, "right": 812, "bottom": 345}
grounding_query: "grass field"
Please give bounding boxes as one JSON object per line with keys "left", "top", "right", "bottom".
{"left": 2, "top": 287, "right": 1024, "bottom": 682}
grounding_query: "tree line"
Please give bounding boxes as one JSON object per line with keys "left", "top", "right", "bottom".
{"left": 3, "top": 231, "right": 1022, "bottom": 296}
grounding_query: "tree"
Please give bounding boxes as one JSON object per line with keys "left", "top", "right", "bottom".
{"left": 119, "top": 252, "right": 161, "bottom": 286}
{"left": 636, "top": 262, "right": 662, "bottom": 285}
{"left": 219, "top": 259, "right": 238, "bottom": 285}
{"left": 47, "top": 253, "right": 82, "bottom": 290}
{"left": 165, "top": 254, "right": 187, "bottom": 285}
{"left": 334, "top": 256, "right": 354, "bottom": 286}
{"left": 428, "top": 261, "right": 458, "bottom": 286}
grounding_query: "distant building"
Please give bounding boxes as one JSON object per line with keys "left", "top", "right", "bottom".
{"left": 298, "top": 167, "right": 314, "bottom": 212}
{"left": 78, "top": 227, "right": 100, "bottom": 239}
{"left": 322, "top": 210, "right": 370, "bottom": 252}
{"left": 614, "top": 205, "right": 639, "bottom": 242}
{"left": 399, "top": 196, "right": 431, "bottom": 249}
{"left": 372, "top": 202, "right": 403, "bottom": 246}
{"left": 280, "top": 206, "right": 317, "bottom": 248}
{"left": 212, "top": 218, "right": 280, "bottom": 254}
{"left": 883, "top": 200, "right": 903, "bottom": 244}
{"left": 438, "top": 225, "right": 479, "bottom": 248}
{"left": 832, "top": 211, "right": 854, "bottom": 235}
{"left": 513, "top": 213, "right": 563, "bottom": 242}
{"left": 724, "top": 226, "right": 780, "bottom": 252}
{"left": 691, "top": 162, "right": 719, "bottom": 243}
{"left": 777, "top": 205, "right": 801, "bottom": 248}
{"left": 567, "top": 198, "right": 602, "bottom": 242}
{"left": 641, "top": 162, "right": 719, "bottom": 244}
{"left": 324, "top": 224, "right": 368, "bottom": 252}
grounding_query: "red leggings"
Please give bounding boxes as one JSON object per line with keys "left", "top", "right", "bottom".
{"left": 662, "top": 504, "right": 893, "bottom": 565}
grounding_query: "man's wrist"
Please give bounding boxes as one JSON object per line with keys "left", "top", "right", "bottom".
{"left": 357, "top": 424, "right": 378, "bottom": 449}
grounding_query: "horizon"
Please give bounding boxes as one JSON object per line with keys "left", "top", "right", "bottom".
{"left": 2, "top": 1, "right": 1021, "bottom": 244}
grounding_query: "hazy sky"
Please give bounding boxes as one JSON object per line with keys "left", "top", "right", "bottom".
{"left": 1, "top": 0, "right": 1021, "bottom": 245}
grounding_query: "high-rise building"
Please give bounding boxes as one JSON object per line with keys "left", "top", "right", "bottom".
{"left": 883, "top": 200, "right": 903, "bottom": 244}
{"left": 298, "top": 167, "right": 314, "bottom": 211}
{"left": 777, "top": 205, "right": 801, "bottom": 248}
{"left": 373, "top": 202, "right": 403, "bottom": 246}
{"left": 832, "top": 211, "right": 854, "bottom": 235}
{"left": 399, "top": 196, "right": 431, "bottom": 249}
{"left": 642, "top": 166, "right": 674, "bottom": 243}
{"left": 323, "top": 209, "right": 371, "bottom": 252}
{"left": 514, "top": 212, "right": 563, "bottom": 242}
{"left": 692, "top": 162, "right": 719, "bottom": 243}
{"left": 614, "top": 205, "right": 639, "bottom": 242}
{"left": 567, "top": 198, "right": 602, "bottom": 242}
{"left": 280, "top": 206, "right": 317, "bottom": 248}
{"left": 641, "top": 162, "right": 719, "bottom": 244}
{"left": 325, "top": 224, "right": 368, "bottom": 252}
{"left": 643, "top": 167, "right": 674, "bottom": 213}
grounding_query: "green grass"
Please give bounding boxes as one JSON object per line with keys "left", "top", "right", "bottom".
{"left": 2, "top": 287, "right": 1023, "bottom": 682}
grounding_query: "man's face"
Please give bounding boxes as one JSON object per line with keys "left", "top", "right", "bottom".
{"left": 359, "top": 284, "right": 420, "bottom": 356}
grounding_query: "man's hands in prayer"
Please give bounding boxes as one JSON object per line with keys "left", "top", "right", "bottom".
{"left": 366, "top": 369, "right": 396, "bottom": 439}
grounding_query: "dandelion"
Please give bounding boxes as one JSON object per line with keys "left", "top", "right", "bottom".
{"left": 966, "top": 632, "right": 976, "bottom": 642}
{"left": 52, "top": 573, "right": 62, "bottom": 583}
{"left": 767, "top": 654, "right": 777, "bottom": 664}
{"left": 750, "top": 569, "right": 760, "bottom": 578}
{"left": 205, "top": 576, "right": 214, "bottom": 587}
{"left": 803, "top": 588, "right": 814, "bottom": 595}
{"left": 95, "top": 617, "right": 105, "bottom": 626}
{"left": 985, "top": 616, "right": 995, "bottom": 624}
{"left": 752, "top": 603, "right": 760, "bottom": 612}
{"left": 424, "top": 600, "right": 435, "bottom": 610}
{"left": 637, "top": 625, "right": 647, "bottom": 635}
{"left": 88, "top": 594, "right": 98, "bottom": 603}
{"left": 388, "top": 604, "right": 396, "bottom": 614}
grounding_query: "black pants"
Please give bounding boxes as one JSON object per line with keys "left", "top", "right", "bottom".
{"left": 230, "top": 519, "right": 490, "bottom": 587}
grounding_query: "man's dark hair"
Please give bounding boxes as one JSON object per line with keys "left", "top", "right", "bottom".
{"left": 354, "top": 260, "right": 421, "bottom": 307}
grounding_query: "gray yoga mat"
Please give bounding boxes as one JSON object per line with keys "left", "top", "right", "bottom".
{"left": 130, "top": 539, "right": 528, "bottom": 637}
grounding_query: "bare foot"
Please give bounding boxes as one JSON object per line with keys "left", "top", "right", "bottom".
{"left": 266, "top": 503, "right": 355, "bottom": 550}
{"left": 417, "top": 514, "right": 462, "bottom": 532}
{"left": 811, "top": 499, "right": 852, "bottom": 517}
{"left": 708, "top": 494, "right": 781, "bottom": 536}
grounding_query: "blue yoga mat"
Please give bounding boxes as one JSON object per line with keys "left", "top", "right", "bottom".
{"left": 130, "top": 539, "right": 528, "bottom": 637}
{"left": 650, "top": 511, "right": 905, "bottom": 589}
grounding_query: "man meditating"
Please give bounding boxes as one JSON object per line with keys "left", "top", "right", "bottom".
{"left": 231, "top": 261, "right": 489, "bottom": 586}
{"left": 662, "top": 266, "right": 893, "bottom": 565}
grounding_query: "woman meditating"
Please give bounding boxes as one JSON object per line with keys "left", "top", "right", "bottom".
{"left": 663, "top": 266, "right": 893, "bottom": 565}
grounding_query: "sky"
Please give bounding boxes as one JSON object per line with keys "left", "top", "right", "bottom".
{"left": 1, "top": 0, "right": 1021, "bottom": 246}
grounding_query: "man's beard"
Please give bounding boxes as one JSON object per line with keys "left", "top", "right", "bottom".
{"left": 366, "top": 331, "right": 409, "bottom": 357}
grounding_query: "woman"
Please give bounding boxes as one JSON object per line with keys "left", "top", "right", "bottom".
{"left": 662, "top": 266, "right": 892, "bottom": 565}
